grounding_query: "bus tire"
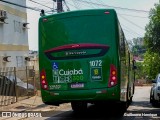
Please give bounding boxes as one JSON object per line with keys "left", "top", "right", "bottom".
{"left": 71, "top": 101, "right": 87, "bottom": 113}
{"left": 133, "top": 85, "right": 135, "bottom": 94}
{"left": 150, "top": 91, "right": 153, "bottom": 103}
{"left": 128, "top": 96, "right": 133, "bottom": 105}
{"left": 117, "top": 102, "right": 128, "bottom": 116}
{"left": 151, "top": 93, "right": 158, "bottom": 106}
{"left": 120, "top": 102, "right": 128, "bottom": 112}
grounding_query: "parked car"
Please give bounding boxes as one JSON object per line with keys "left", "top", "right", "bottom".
{"left": 0, "top": 75, "right": 35, "bottom": 96}
{"left": 150, "top": 73, "right": 160, "bottom": 105}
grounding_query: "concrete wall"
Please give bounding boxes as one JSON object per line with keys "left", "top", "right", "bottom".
{"left": 0, "top": 0, "right": 30, "bottom": 67}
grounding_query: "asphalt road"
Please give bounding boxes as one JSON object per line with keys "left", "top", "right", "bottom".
{"left": 26, "top": 86, "right": 160, "bottom": 120}
{"left": 124, "top": 86, "right": 160, "bottom": 120}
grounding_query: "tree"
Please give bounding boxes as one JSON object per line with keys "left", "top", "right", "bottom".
{"left": 143, "top": 51, "right": 160, "bottom": 80}
{"left": 130, "top": 37, "right": 146, "bottom": 59}
{"left": 143, "top": 4, "right": 160, "bottom": 80}
{"left": 128, "top": 37, "right": 146, "bottom": 80}
{"left": 144, "top": 4, "right": 160, "bottom": 54}
{"left": 135, "top": 62, "right": 146, "bottom": 80}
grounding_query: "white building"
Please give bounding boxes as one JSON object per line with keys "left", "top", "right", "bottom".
{"left": 0, "top": 0, "right": 30, "bottom": 67}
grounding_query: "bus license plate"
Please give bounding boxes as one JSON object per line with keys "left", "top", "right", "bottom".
{"left": 71, "top": 83, "right": 84, "bottom": 88}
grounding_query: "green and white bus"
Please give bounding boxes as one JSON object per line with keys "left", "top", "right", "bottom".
{"left": 39, "top": 9, "right": 136, "bottom": 112}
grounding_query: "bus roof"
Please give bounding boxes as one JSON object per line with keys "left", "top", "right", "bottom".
{"left": 39, "top": 9, "right": 117, "bottom": 21}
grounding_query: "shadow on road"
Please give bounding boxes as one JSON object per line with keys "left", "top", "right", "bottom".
{"left": 125, "top": 101, "right": 160, "bottom": 120}
{"left": 129, "top": 100, "right": 160, "bottom": 110}
{"left": 45, "top": 101, "right": 160, "bottom": 120}
{"left": 130, "top": 101, "right": 152, "bottom": 108}
{"left": 46, "top": 104, "right": 125, "bottom": 120}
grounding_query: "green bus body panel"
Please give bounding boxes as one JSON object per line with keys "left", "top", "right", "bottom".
{"left": 39, "top": 9, "right": 126, "bottom": 103}
{"left": 41, "top": 86, "right": 119, "bottom": 103}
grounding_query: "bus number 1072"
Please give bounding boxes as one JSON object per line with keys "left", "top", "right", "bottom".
{"left": 89, "top": 60, "right": 102, "bottom": 67}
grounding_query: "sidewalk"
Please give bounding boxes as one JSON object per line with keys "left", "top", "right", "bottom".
{"left": 0, "top": 91, "right": 71, "bottom": 120}
{"left": 0, "top": 90, "right": 67, "bottom": 112}
{"left": 0, "top": 95, "right": 45, "bottom": 112}
{"left": 0, "top": 86, "right": 152, "bottom": 112}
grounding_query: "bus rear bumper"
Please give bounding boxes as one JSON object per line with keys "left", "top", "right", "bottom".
{"left": 41, "top": 87, "right": 120, "bottom": 105}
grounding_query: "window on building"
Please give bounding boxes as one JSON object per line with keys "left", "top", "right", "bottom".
{"left": 14, "top": 20, "right": 22, "bottom": 33}
{"left": 16, "top": 56, "right": 23, "bottom": 67}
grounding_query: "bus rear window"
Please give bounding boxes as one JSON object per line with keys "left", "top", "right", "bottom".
{"left": 41, "top": 15, "right": 115, "bottom": 48}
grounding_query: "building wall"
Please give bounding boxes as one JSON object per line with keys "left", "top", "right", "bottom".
{"left": 0, "top": 0, "right": 30, "bottom": 67}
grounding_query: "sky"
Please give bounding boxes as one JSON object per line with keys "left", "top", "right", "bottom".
{"left": 26, "top": 0, "right": 159, "bottom": 50}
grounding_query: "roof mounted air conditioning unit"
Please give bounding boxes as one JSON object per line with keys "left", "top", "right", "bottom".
{"left": 25, "top": 57, "right": 30, "bottom": 61}
{"left": 22, "top": 23, "right": 29, "bottom": 29}
{"left": 0, "top": 10, "right": 7, "bottom": 19}
{"left": 3, "top": 56, "right": 11, "bottom": 62}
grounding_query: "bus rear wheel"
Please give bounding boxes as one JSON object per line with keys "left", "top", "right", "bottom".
{"left": 71, "top": 101, "right": 87, "bottom": 112}
{"left": 112, "top": 102, "right": 128, "bottom": 117}
{"left": 118, "top": 102, "right": 128, "bottom": 115}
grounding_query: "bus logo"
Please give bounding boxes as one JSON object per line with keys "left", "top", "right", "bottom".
{"left": 65, "top": 51, "right": 87, "bottom": 56}
{"left": 91, "top": 67, "right": 102, "bottom": 80}
{"left": 52, "top": 62, "right": 83, "bottom": 83}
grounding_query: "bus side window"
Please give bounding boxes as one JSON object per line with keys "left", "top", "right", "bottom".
{"left": 119, "top": 29, "right": 126, "bottom": 61}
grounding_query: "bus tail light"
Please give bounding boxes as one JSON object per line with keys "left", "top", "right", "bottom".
{"left": 108, "top": 64, "right": 117, "bottom": 87}
{"left": 40, "top": 69, "right": 48, "bottom": 90}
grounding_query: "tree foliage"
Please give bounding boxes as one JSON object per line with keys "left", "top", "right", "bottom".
{"left": 132, "top": 37, "right": 146, "bottom": 56}
{"left": 144, "top": 4, "right": 160, "bottom": 54}
{"left": 143, "top": 4, "right": 160, "bottom": 80}
{"left": 143, "top": 51, "right": 160, "bottom": 79}
{"left": 129, "top": 37, "right": 146, "bottom": 62}
{"left": 135, "top": 62, "right": 146, "bottom": 80}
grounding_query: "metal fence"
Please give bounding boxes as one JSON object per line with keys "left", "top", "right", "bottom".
{"left": 0, "top": 66, "right": 37, "bottom": 106}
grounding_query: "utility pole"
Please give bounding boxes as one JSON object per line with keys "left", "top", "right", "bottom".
{"left": 57, "top": 0, "right": 63, "bottom": 13}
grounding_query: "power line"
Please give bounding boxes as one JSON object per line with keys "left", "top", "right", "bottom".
{"left": 63, "top": 0, "right": 70, "bottom": 11}
{"left": 0, "top": 0, "right": 41, "bottom": 11}
{"left": 88, "top": 0, "right": 97, "bottom": 9}
{"left": 118, "top": 13, "right": 148, "bottom": 19}
{"left": 71, "top": 0, "right": 82, "bottom": 9}
{"left": 76, "top": 0, "right": 149, "bottom": 13}
{"left": 66, "top": 1, "right": 79, "bottom": 10}
{"left": 121, "top": 23, "right": 144, "bottom": 36}
{"left": 28, "top": 0, "right": 53, "bottom": 10}
{"left": 123, "top": 28, "right": 142, "bottom": 38}
{"left": 122, "top": 27, "right": 143, "bottom": 37}
{"left": 65, "top": 1, "right": 148, "bottom": 18}
{"left": 119, "top": 15, "right": 145, "bottom": 30}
